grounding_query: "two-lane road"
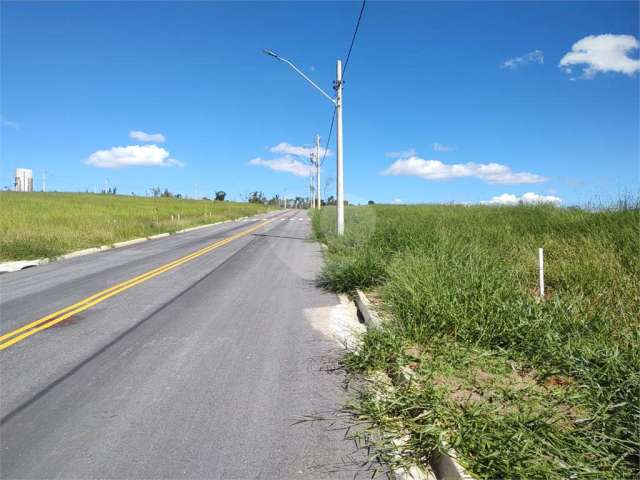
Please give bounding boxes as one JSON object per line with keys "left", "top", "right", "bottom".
{"left": 0, "top": 210, "right": 364, "bottom": 479}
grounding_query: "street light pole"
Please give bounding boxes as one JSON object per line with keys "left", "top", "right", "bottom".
{"left": 334, "top": 60, "right": 344, "bottom": 235}
{"left": 309, "top": 165, "right": 314, "bottom": 209}
{"left": 263, "top": 49, "right": 344, "bottom": 234}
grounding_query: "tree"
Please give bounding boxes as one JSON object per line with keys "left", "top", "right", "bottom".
{"left": 268, "top": 194, "right": 280, "bottom": 206}
{"left": 368, "top": 200, "right": 375, "bottom": 205}
{"left": 215, "top": 191, "right": 226, "bottom": 201}
{"left": 248, "top": 191, "right": 266, "bottom": 204}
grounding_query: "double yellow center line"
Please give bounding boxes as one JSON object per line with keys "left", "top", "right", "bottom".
{"left": 0, "top": 219, "right": 273, "bottom": 351}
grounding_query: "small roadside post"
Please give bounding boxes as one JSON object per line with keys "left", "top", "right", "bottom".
{"left": 538, "top": 248, "right": 545, "bottom": 298}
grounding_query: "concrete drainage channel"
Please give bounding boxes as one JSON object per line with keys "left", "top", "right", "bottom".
{"left": 0, "top": 216, "right": 258, "bottom": 274}
{"left": 353, "top": 288, "right": 474, "bottom": 480}
{"left": 318, "top": 242, "right": 473, "bottom": 479}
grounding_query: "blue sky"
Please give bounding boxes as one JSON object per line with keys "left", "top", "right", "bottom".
{"left": 1, "top": 1, "right": 638, "bottom": 205}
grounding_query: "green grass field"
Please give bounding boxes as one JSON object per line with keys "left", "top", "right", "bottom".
{"left": 312, "top": 203, "right": 639, "bottom": 479}
{"left": 0, "top": 192, "right": 273, "bottom": 261}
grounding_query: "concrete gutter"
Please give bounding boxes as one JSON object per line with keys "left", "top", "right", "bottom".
{"left": 354, "top": 289, "right": 382, "bottom": 328}
{"left": 354, "top": 289, "right": 475, "bottom": 480}
{"left": 431, "top": 451, "right": 474, "bottom": 480}
{"left": 0, "top": 214, "right": 270, "bottom": 274}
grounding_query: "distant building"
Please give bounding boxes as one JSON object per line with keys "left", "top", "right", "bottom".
{"left": 14, "top": 168, "right": 33, "bottom": 192}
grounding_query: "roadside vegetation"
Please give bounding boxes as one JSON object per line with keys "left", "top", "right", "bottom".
{"left": 0, "top": 192, "right": 272, "bottom": 261}
{"left": 312, "top": 202, "right": 639, "bottom": 479}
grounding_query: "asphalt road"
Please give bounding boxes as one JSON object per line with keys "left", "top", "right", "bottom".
{"left": 0, "top": 210, "right": 365, "bottom": 479}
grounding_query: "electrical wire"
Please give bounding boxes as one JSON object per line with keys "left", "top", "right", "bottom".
{"left": 319, "top": 107, "right": 336, "bottom": 167}
{"left": 342, "top": 0, "right": 366, "bottom": 81}
{"left": 318, "top": 0, "right": 365, "bottom": 168}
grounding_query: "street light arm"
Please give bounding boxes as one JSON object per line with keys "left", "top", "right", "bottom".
{"left": 263, "top": 50, "right": 336, "bottom": 105}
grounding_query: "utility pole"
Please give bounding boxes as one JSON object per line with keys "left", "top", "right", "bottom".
{"left": 335, "top": 60, "right": 344, "bottom": 235}
{"left": 263, "top": 50, "right": 345, "bottom": 233}
{"left": 315, "top": 134, "right": 321, "bottom": 209}
{"left": 42, "top": 170, "right": 46, "bottom": 192}
{"left": 309, "top": 169, "right": 314, "bottom": 209}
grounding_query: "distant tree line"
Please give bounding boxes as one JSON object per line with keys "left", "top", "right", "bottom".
{"left": 147, "top": 187, "right": 227, "bottom": 201}
{"left": 90, "top": 186, "right": 327, "bottom": 208}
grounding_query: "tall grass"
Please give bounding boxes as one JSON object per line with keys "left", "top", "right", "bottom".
{"left": 313, "top": 203, "right": 639, "bottom": 479}
{"left": 0, "top": 192, "right": 272, "bottom": 261}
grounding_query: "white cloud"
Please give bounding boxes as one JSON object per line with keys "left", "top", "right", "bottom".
{"left": 248, "top": 155, "right": 313, "bottom": 177}
{"left": 129, "top": 130, "right": 166, "bottom": 143}
{"left": 86, "top": 145, "right": 183, "bottom": 169}
{"left": 383, "top": 155, "right": 546, "bottom": 184}
{"left": 481, "top": 192, "right": 562, "bottom": 206}
{"left": 269, "top": 142, "right": 331, "bottom": 158}
{"left": 250, "top": 141, "right": 332, "bottom": 176}
{"left": 1, "top": 115, "right": 20, "bottom": 129}
{"left": 559, "top": 34, "right": 640, "bottom": 78}
{"left": 386, "top": 148, "right": 417, "bottom": 158}
{"left": 501, "top": 50, "right": 544, "bottom": 69}
{"left": 432, "top": 143, "right": 454, "bottom": 152}
{"left": 392, "top": 198, "right": 403, "bottom": 204}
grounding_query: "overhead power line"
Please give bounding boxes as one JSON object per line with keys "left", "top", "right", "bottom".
{"left": 319, "top": 0, "right": 366, "bottom": 167}
{"left": 342, "top": 0, "right": 367, "bottom": 81}
{"left": 319, "top": 108, "right": 336, "bottom": 167}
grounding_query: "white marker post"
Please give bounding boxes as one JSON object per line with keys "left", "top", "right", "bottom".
{"left": 538, "top": 248, "right": 545, "bottom": 299}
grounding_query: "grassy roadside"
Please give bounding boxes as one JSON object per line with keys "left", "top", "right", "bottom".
{"left": 0, "top": 192, "right": 273, "bottom": 261}
{"left": 312, "top": 203, "right": 639, "bottom": 479}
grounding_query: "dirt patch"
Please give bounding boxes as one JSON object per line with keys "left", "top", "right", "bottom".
{"left": 428, "top": 366, "right": 585, "bottom": 426}
{"left": 364, "top": 289, "right": 383, "bottom": 306}
{"left": 403, "top": 345, "right": 422, "bottom": 360}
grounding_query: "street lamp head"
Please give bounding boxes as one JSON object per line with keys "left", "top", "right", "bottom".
{"left": 263, "top": 49, "right": 280, "bottom": 59}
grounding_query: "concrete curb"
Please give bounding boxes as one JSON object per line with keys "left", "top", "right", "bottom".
{"left": 58, "top": 246, "right": 109, "bottom": 260}
{"left": 431, "top": 451, "right": 474, "bottom": 480}
{"left": 0, "top": 259, "right": 50, "bottom": 272}
{"left": 353, "top": 290, "right": 474, "bottom": 480}
{"left": 392, "top": 436, "right": 435, "bottom": 480}
{"left": 112, "top": 237, "right": 148, "bottom": 248}
{"left": 0, "top": 213, "right": 275, "bottom": 274}
{"left": 354, "top": 289, "right": 382, "bottom": 328}
{"left": 175, "top": 220, "right": 224, "bottom": 234}
{"left": 396, "top": 464, "right": 436, "bottom": 480}
{"left": 147, "top": 233, "right": 170, "bottom": 240}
